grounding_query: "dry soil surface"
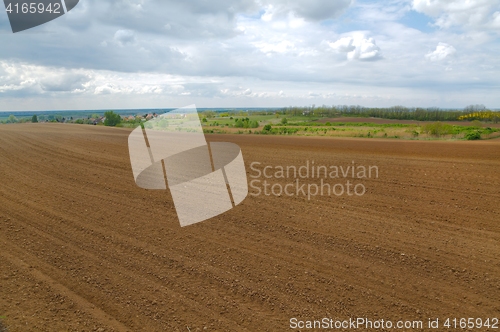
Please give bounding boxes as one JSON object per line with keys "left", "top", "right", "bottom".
{"left": 0, "top": 124, "right": 499, "bottom": 331}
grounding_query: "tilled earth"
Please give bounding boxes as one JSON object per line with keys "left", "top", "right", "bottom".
{"left": 0, "top": 124, "right": 499, "bottom": 331}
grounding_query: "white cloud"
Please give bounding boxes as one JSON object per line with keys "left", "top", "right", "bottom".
{"left": 329, "top": 35, "right": 381, "bottom": 61}
{"left": 40, "top": 73, "right": 91, "bottom": 92}
{"left": 0, "top": 63, "right": 38, "bottom": 93}
{"left": 412, "top": 0, "right": 500, "bottom": 31}
{"left": 1, "top": 0, "right": 500, "bottom": 109}
{"left": 425, "top": 42, "right": 456, "bottom": 62}
{"left": 261, "top": 0, "right": 353, "bottom": 21}
{"left": 261, "top": 5, "right": 275, "bottom": 22}
{"left": 0, "top": 62, "right": 91, "bottom": 94}
{"left": 94, "top": 84, "right": 124, "bottom": 95}
{"left": 114, "top": 29, "right": 136, "bottom": 46}
{"left": 254, "top": 40, "right": 295, "bottom": 54}
{"left": 348, "top": 37, "right": 381, "bottom": 61}
{"left": 259, "top": 6, "right": 307, "bottom": 29}
{"left": 328, "top": 37, "right": 355, "bottom": 53}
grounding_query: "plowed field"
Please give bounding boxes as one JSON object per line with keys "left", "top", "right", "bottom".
{"left": 0, "top": 124, "right": 499, "bottom": 331}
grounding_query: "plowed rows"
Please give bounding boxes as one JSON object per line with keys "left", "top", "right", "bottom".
{"left": 0, "top": 124, "right": 499, "bottom": 331}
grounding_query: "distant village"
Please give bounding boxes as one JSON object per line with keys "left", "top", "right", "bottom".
{"left": 1, "top": 110, "right": 238, "bottom": 125}
{"left": 82, "top": 113, "right": 158, "bottom": 125}
{"left": 0, "top": 112, "right": 162, "bottom": 125}
{"left": 76, "top": 112, "right": 161, "bottom": 125}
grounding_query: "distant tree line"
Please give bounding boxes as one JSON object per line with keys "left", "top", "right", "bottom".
{"left": 0, "top": 114, "right": 76, "bottom": 124}
{"left": 279, "top": 104, "right": 500, "bottom": 122}
{"left": 2, "top": 105, "right": 499, "bottom": 125}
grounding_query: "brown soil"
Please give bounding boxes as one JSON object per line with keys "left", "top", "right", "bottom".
{"left": 0, "top": 123, "right": 499, "bottom": 331}
{"left": 317, "top": 117, "right": 500, "bottom": 128}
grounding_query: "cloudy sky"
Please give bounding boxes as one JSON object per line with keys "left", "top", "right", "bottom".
{"left": 1, "top": 0, "right": 499, "bottom": 111}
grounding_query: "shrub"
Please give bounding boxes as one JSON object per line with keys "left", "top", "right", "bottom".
{"left": 158, "top": 118, "right": 169, "bottom": 128}
{"left": 421, "top": 122, "right": 453, "bottom": 137}
{"left": 470, "top": 120, "right": 482, "bottom": 129}
{"left": 465, "top": 131, "right": 481, "bottom": 140}
{"left": 6, "top": 115, "right": 18, "bottom": 123}
{"left": 203, "top": 111, "right": 216, "bottom": 119}
{"left": 281, "top": 117, "right": 288, "bottom": 125}
{"left": 235, "top": 119, "right": 244, "bottom": 128}
{"left": 263, "top": 124, "right": 272, "bottom": 131}
{"left": 104, "top": 111, "right": 121, "bottom": 127}
{"left": 31, "top": 115, "right": 38, "bottom": 123}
